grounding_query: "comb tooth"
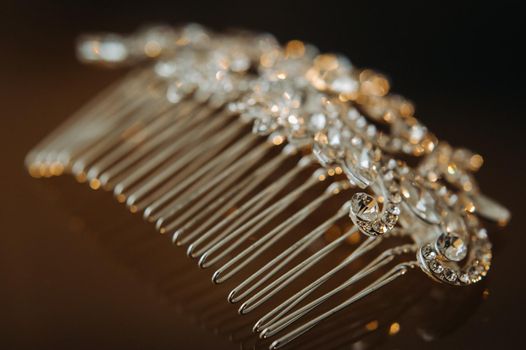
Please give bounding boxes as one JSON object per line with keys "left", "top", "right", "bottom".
{"left": 174, "top": 146, "right": 294, "bottom": 245}
{"left": 122, "top": 108, "right": 240, "bottom": 209}
{"left": 145, "top": 130, "right": 260, "bottom": 223}
{"left": 86, "top": 101, "right": 198, "bottom": 183}
{"left": 239, "top": 224, "right": 379, "bottom": 314}
{"left": 250, "top": 229, "right": 360, "bottom": 334}
{"left": 27, "top": 68, "right": 153, "bottom": 170}
{"left": 137, "top": 124, "right": 255, "bottom": 213}
{"left": 204, "top": 181, "right": 338, "bottom": 273}
{"left": 130, "top": 119, "right": 246, "bottom": 212}
{"left": 69, "top": 88, "right": 169, "bottom": 177}
{"left": 153, "top": 138, "right": 273, "bottom": 229}
{"left": 179, "top": 155, "right": 314, "bottom": 248}
{"left": 33, "top": 79, "right": 141, "bottom": 174}
{"left": 63, "top": 72, "right": 158, "bottom": 166}
{"left": 193, "top": 170, "right": 324, "bottom": 268}
{"left": 165, "top": 144, "right": 287, "bottom": 235}
{"left": 98, "top": 102, "right": 209, "bottom": 187}
{"left": 229, "top": 226, "right": 359, "bottom": 307}
{"left": 212, "top": 181, "right": 350, "bottom": 285}
{"left": 258, "top": 244, "right": 416, "bottom": 339}
{"left": 266, "top": 260, "right": 418, "bottom": 349}
{"left": 101, "top": 104, "right": 217, "bottom": 187}
{"left": 85, "top": 103, "right": 182, "bottom": 182}
{"left": 111, "top": 108, "right": 240, "bottom": 199}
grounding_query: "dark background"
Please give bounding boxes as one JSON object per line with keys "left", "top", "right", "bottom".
{"left": 1, "top": 1, "right": 525, "bottom": 349}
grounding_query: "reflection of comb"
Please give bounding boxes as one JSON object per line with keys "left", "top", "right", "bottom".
{"left": 26, "top": 24, "right": 510, "bottom": 349}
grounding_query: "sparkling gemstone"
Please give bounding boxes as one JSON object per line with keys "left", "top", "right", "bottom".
{"left": 166, "top": 83, "right": 183, "bottom": 103}
{"left": 393, "top": 118, "right": 426, "bottom": 144}
{"left": 468, "top": 266, "right": 483, "bottom": 283}
{"left": 310, "top": 113, "right": 327, "bottom": 131}
{"left": 436, "top": 233, "right": 468, "bottom": 262}
{"left": 477, "top": 250, "right": 492, "bottom": 265}
{"left": 252, "top": 115, "right": 277, "bottom": 135}
{"left": 387, "top": 159, "right": 397, "bottom": 170}
{"left": 408, "top": 124, "right": 425, "bottom": 143}
{"left": 390, "top": 192, "right": 402, "bottom": 204}
{"left": 383, "top": 212, "right": 398, "bottom": 226}
{"left": 459, "top": 273, "right": 470, "bottom": 284}
{"left": 351, "top": 136, "right": 362, "bottom": 147}
{"left": 400, "top": 179, "right": 441, "bottom": 224}
{"left": 356, "top": 116, "right": 367, "bottom": 129}
{"left": 358, "top": 220, "right": 373, "bottom": 232}
{"left": 330, "top": 76, "right": 358, "bottom": 94}
{"left": 327, "top": 126, "right": 342, "bottom": 147}
{"left": 155, "top": 60, "right": 177, "bottom": 77}
{"left": 78, "top": 35, "right": 128, "bottom": 63}
{"left": 347, "top": 109, "right": 360, "bottom": 121}
{"left": 366, "top": 125, "right": 377, "bottom": 138}
{"left": 477, "top": 228, "right": 488, "bottom": 239}
{"left": 388, "top": 205, "right": 401, "bottom": 216}
{"left": 443, "top": 268, "right": 458, "bottom": 282}
{"left": 384, "top": 170, "right": 395, "bottom": 181}
{"left": 313, "top": 142, "right": 332, "bottom": 166}
{"left": 422, "top": 245, "right": 436, "bottom": 260}
{"left": 429, "top": 260, "right": 444, "bottom": 274}
{"left": 342, "top": 148, "right": 378, "bottom": 189}
{"left": 351, "top": 193, "right": 379, "bottom": 222}
{"left": 313, "top": 132, "right": 342, "bottom": 165}
{"left": 373, "top": 221, "right": 388, "bottom": 234}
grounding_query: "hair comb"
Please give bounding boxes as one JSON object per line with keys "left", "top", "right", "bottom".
{"left": 25, "top": 24, "right": 511, "bottom": 349}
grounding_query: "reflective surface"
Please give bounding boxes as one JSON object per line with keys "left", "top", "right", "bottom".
{"left": 1, "top": 2, "right": 524, "bottom": 349}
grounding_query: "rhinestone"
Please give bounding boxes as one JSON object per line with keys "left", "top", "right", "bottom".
{"left": 342, "top": 162, "right": 375, "bottom": 189}
{"left": 436, "top": 233, "right": 468, "bottom": 262}
{"left": 429, "top": 260, "right": 444, "bottom": 274}
{"left": 390, "top": 193, "right": 402, "bottom": 204}
{"left": 252, "top": 115, "right": 277, "bottom": 135}
{"left": 388, "top": 205, "right": 401, "bottom": 216}
{"left": 400, "top": 179, "right": 441, "bottom": 224}
{"left": 459, "top": 273, "right": 470, "bottom": 284}
{"left": 94, "top": 35, "right": 129, "bottom": 62}
{"left": 166, "top": 83, "right": 183, "bottom": 103}
{"left": 408, "top": 124, "right": 426, "bottom": 143}
{"left": 443, "top": 268, "right": 458, "bottom": 282}
{"left": 373, "top": 221, "right": 388, "bottom": 234}
{"left": 422, "top": 245, "right": 436, "bottom": 260}
{"left": 351, "top": 136, "right": 363, "bottom": 147}
{"left": 330, "top": 76, "right": 358, "bottom": 94}
{"left": 313, "top": 143, "right": 332, "bottom": 166}
{"left": 351, "top": 193, "right": 379, "bottom": 222}
{"left": 155, "top": 61, "right": 177, "bottom": 77}
{"left": 327, "top": 127, "right": 342, "bottom": 147}
{"left": 387, "top": 159, "right": 397, "bottom": 170}
{"left": 393, "top": 118, "right": 426, "bottom": 144}
{"left": 357, "top": 220, "right": 373, "bottom": 232}
{"left": 347, "top": 108, "right": 360, "bottom": 121}
{"left": 356, "top": 117, "right": 367, "bottom": 129}
{"left": 477, "top": 228, "right": 488, "bottom": 239}
{"left": 477, "top": 250, "right": 492, "bottom": 265}
{"left": 382, "top": 212, "right": 398, "bottom": 226}
{"left": 468, "top": 266, "right": 483, "bottom": 283}
{"left": 366, "top": 125, "right": 377, "bottom": 137}
{"left": 310, "top": 113, "right": 327, "bottom": 131}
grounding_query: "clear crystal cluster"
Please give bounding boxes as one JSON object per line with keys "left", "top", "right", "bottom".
{"left": 74, "top": 23, "right": 509, "bottom": 287}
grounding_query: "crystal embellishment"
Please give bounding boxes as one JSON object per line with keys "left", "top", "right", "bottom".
{"left": 436, "top": 233, "right": 468, "bottom": 262}
{"left": 350, "top": 193, "right": 379, "bottom": 222}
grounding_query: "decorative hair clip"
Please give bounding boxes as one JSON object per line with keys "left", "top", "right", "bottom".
{"left": 26, "top": 24, "right": 510, "bottom": 349}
